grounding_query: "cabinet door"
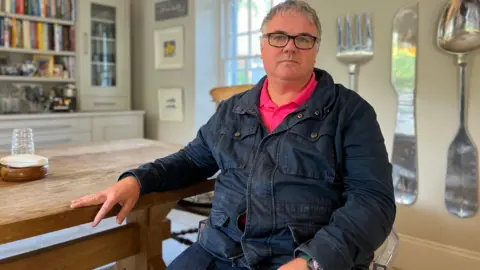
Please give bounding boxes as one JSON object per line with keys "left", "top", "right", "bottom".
{"left": 92, "top": 115, "right": 143, "bottom": 142}
{"left": 77, "top": 0, "right": 130, "bottom": 98}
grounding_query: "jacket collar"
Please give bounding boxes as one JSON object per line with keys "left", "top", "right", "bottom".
{"left": 232, "top": 68, "right": 338, "bottom": 119}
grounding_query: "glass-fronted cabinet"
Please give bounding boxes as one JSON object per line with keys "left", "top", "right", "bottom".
{"left": 90, "top": 3, "right": 117, "bottom": 88}
{"left": 77, "top": 0, "right": 130, "bottom": 111}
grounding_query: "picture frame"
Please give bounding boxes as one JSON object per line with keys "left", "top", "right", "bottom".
{"left": 154, "top": 26, "right": 184, "bottom": 70}
{"left": 157, "top": 87, "right": 184, "bottom": 122}
{"left": 33, "top": 55, "right": 54, "bottom": 77}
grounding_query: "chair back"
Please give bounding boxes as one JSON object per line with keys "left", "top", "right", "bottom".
{"left": 209, "top": 84, "right": 254, "bottom": 109}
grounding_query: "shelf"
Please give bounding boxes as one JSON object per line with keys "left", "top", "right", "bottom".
{"left": 92, "top": 37, "right": 115, "bottom": 42}
{"left": 91, "top": 18, "right": 115, "bottom": 24}
{"left": 0, "top": 47, "right": 75, "bottom": 56}
{"left": 0, "top": 12, "right": 74, "bottom": 25}
{"left": 0, "top": 76, "right": 75, "bottom": 83}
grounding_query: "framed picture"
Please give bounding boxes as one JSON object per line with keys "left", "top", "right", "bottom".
{"left": 33, "top": 55, "right": 54, "bottom": 77}
{"left": 154, "top": 26, "right": 184, "bottom": 70}
{"left": 157, "top": 87, "right": 184, "bottom": 122}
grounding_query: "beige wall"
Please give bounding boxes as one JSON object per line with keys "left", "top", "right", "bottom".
{"left": 309, "top": 0, "right": 480, "bottom": 269}
{"left": 130, "top": 0, "right": 219, "bottom": 145}
{"left": 131, "top": 0, "right": 480, "bottom": 268}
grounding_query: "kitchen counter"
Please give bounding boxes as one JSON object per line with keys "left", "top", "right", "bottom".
{"left": 0, "top": 110, "right": 146, "bottom": 151}
{"left": 0, "top": 138, "right": 215, "bottom": 269}
{"left": 0, "top": 110, "right": 145, "bottom": 120}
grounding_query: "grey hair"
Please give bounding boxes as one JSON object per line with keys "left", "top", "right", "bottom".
{"left": 260, "top": 0, "right": 322, "bottom": 42}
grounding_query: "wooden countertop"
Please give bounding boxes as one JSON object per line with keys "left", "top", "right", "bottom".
{"left": 0, "top": 138, "right": 215, "bottom": 244}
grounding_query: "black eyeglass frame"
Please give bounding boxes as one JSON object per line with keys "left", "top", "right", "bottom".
{"left": 261, "top": 32, "right": 319, "bottom": 50}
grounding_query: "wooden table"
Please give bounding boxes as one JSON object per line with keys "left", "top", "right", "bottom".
{"left": 0, "top": 139, "right": 215, "bottom": 270}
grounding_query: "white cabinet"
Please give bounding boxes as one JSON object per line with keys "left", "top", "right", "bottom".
{"left": 0, "top": 111, "right": 144, "bottom": 153}
{"left": 76, "top": 0, "right": 131, "bottom": 111}
{"left": 92, "top": 114, "right": 143, "bottom": 142}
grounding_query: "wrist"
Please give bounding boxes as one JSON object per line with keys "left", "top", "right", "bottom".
{"left": 123, "top": 175, "right": 141, "bottom": 194}
{"left": 298, "top": 252, "right": 312, "bottom": 263}
{"left": 297, "top": 252, "right": 322, "bottom": 270}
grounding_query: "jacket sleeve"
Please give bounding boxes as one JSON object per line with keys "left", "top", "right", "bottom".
{"left": 294, "top": 99, "right": 396, "bottom": 270}
{"left": 117, "top": 109, "right": 221, "bottom": 195}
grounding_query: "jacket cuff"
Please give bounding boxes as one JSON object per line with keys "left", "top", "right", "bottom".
{"left": 294, "top": 235, "right": 349, "bottom": 270}
{"left": 297, "top": 251, "right": 312, "bottom": 263}
{"left": 117, "top": 170, "right": 146, "bottom": 195}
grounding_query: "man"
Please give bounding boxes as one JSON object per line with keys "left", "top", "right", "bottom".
{"left": 71, "top": 1, "right": 396, "bottom": 269}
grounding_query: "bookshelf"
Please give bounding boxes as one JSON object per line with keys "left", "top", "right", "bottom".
{"left": 0, "top": 74, "right": 74, "bottom": 82}
{"left": 0, "top": 0, "right": 131, "bottom": 112}
{"left": 0, "top": 0, "right": 76, "bottom": 83}
{"left": 0, "top": 46, "right": 74, "bottom": 56}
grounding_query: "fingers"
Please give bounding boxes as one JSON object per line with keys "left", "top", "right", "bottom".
{"left": 116, "top": 199, "right": 136, "bottom": 224}
{"left": 92, "top": 197, "right": 116, "bottom": 227}
{"left": 70, "top": 193, "right": 107, "bottom": 208}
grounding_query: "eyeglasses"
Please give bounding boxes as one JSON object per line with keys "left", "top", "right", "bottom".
{"left": 262, "top": 32, "right": 318, "bottom": 50}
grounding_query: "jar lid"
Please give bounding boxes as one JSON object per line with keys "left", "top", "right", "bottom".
{"left": 0, "top": 154, "right": 48, "bottom": 168}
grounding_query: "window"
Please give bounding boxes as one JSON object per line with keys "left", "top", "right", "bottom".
{"left": 222, "top": 0, "right": 285, "bottom": 86}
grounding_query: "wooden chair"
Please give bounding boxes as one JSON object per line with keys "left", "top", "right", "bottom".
{"left": 209, "top": 84, "right": 255, "bottom": 108}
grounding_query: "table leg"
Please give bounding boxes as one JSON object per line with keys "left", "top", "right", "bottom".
{"left": 114, "top": 202, "right": 177, "bottom": 270}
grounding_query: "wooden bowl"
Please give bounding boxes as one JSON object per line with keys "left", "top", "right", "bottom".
{"left": 0, "top": 164, "right": 49, "bottom": 182}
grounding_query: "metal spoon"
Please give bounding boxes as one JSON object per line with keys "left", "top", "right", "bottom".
{"left": 437, "top": 0, "right": 480, "bottom": 218}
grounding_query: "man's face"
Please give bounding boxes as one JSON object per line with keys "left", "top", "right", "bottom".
{"left": 261, "top": 11, "right": 319, "bottom": 81}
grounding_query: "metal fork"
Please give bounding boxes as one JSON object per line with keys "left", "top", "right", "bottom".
{"left": 336, "top": 13, "right": 374, "bottom": 92}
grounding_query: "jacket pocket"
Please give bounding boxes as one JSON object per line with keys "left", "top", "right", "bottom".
{"left": 280, "top": 121, "right": 337, "bottom": 183}
{"left": 199, "top": 209, "right": 244, "bottom": 260}
{"left": 214, "top": 125, "right": 257, "bottom": 170}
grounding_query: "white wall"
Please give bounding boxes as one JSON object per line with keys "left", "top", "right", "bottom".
{"left": 306, "top": 0, "right": 480, "bottom": 269}
{"left": 131, "top": 0, "right": 220, "bottom": 145}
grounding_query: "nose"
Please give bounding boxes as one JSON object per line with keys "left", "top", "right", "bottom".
{"left": 283, "top": 37, "right": 297, "bottom": 51}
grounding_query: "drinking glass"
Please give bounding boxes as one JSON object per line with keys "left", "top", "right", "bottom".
{"left": 11, "top": 128, "right": 35, "bottom": 155}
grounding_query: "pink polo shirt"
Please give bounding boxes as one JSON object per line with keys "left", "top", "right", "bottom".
{"left": 259, "top": 72, "right": 318, "bottom": 132}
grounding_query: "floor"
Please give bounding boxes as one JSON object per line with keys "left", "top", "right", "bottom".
{"left": 162, "top": 209, "right": 207, "bottom": 265}
{"left": 0, "top": 209, "right": 207, "bottom": 268}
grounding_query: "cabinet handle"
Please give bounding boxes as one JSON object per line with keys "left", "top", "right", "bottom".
{"left": 84, "top": 32, "right": 89, "bottom": 55}
{"left": 94, "top": 102, "right": 116, "bottom": 106}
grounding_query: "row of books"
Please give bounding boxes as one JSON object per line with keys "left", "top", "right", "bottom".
{"left": 0, "top": 0, "right": 75, "bottom": 21}
{"left": 0, "top": 16, "right": 75, "bottom": 51}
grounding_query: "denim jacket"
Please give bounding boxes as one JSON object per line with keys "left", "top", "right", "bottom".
{"left": 119, "top": 68, "right": 396, "bottom": 270}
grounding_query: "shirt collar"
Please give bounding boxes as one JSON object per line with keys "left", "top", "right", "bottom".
{"left": 259, "top": 72, "right": 317, "bottom": 108}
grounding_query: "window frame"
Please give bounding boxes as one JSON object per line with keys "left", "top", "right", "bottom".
{"left": 220, "top": 0, "right": 283, "bottom": 86}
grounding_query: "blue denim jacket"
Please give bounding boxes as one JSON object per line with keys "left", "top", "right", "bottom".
{"left": 120, "top": 68, "right": 396, "bottom": 270}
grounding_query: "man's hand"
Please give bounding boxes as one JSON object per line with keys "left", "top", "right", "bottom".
{"left": 70, "top": 176, "right": 141, "bottom": 227}
{"left": 278, "top": 258, "right": 309, "bottom": 270}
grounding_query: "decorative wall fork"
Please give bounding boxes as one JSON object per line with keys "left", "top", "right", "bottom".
{"left": 336, "top": 13, "right": 374, "bottom": 92}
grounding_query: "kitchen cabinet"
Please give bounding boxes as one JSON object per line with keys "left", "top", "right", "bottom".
{"left": 92, "top": 114, "right": 143, "bottom": 142}
{"left": 76, "top": 0, "right": 131, "bottom": 111}
{"left": 0, "top": 111, "right": 144, "bottom": 153}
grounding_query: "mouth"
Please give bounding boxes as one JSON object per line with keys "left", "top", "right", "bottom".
{"left": 279, "top": 60, "right": 299, "bottom": 64}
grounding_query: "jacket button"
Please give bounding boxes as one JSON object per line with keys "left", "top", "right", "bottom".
{"left": 310, "top": 132, "right": 318, "bottom": 138}
{"left": 234, "top": 131, "right": 241, "bottom": 137}
{"left": 297, "top": 113, "right": 303, "bottom": 118}
{"left": 314, "top": 110, "right": 320, "bottom": 116}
